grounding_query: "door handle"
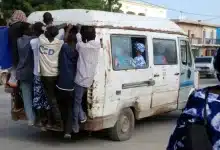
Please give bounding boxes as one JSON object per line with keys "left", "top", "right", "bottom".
{"left": 154, "top": 74, "right": 160, "bottom": 77}
{"left": 181, "top": 72, "right": 185, "bottom": 75}
{"left": 147, "top": 79, "right": 155, "bottom": 86}
{"left": 174, "top": 73, "right": 180, "bottom": 75}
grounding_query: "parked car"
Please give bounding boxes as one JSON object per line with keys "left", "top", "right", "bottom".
{"left": 195, "top": 56, "right": 215, "bottom": 78}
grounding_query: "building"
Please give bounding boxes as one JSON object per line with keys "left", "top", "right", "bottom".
{"left": 172, "top": 19, "right": 220, "bottom": 57}
{"left": 119, "top": 0, "right": 167, "bottom": 18}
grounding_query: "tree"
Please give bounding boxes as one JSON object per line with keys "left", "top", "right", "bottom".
{"left": 2, "top": 0, "right": 122, "bottom": 19}
{"left": 104, "top": 0, "right": 122, "bottom": 12}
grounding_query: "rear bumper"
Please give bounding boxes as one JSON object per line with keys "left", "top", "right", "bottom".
{"left": 83, "top": 114, "right": 117, "bottom": 131}
{"left": 198, "top": 70, "right": 214, "bottom": 75}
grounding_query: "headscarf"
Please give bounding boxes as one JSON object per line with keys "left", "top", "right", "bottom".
{"left": 134, "top": 42, "right": 145, "bottom": 53}
{"left": 9, "top": 10, "right": 27, "bottom": 25}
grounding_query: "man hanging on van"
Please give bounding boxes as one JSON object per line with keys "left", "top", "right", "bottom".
{"left": 56, "top": 24, "right": 78, "bottom": 138}
{"left": 72, "top": 24, "right": 101, "bottom": 133}
{"left": 39, "top": 26, "right": 64, "bottom": 128}
{"left": 42, "top": 12, "right": 66, "bottom": 40}
{"left": 31, "top": 22, "right": 50, "bottom": 130}
{"left": 16, "top": 22, "right": 35, "bottom": 126}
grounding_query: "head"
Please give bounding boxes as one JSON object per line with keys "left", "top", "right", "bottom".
{"left": 32, "top": 22, "right": 44, "bottom": 37}
{"left": 84, "top": 27, "right": 96, "bottom": 42}
{"left": 134, "top": 42, "right": 145, "bottom": 56}
{"left": 20, "top": 22, "right": 31, "bottom": 36}
{"left": 66, "top": 26, "right": 77, "bottom": 46}
{"left": 44, "top": 26, "right": 59, "bottom": 42}
{"left": 10, "top": 10, "right": 27, "bottom": 25}
{"left": 43, "top": 12, "right": 53, "bottom": 25}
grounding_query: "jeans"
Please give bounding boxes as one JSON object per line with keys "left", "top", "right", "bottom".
{"left": 72, "top": 83, "right": 86, "bottom": 133}
{"left": 41, "top": 76, "right": 62, "bottom": 125}
{"left": 20, "top": 81, "right": 35, "bottom": 122}
{"left": 57, "top": 89, "right": 73, "bottom": 134}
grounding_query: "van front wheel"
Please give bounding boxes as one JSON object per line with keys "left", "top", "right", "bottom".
{"left": 108, "top": 108, "right": 135, "bottom": 141}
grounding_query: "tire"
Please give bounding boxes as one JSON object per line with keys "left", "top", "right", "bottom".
{"left": 108, "top": 108, "right": 135, "bottom": 141}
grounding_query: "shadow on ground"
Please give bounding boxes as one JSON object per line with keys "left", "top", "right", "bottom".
{"left": 0, "top": 111, "right": 181, "bottom": 145}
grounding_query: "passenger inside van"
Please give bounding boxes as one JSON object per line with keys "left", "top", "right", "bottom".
{"left": 133, "top": 42, "right": 146, "bottom": 68}
{"left": 113, "top": 36, "right": 148, "bottom": 70}
{"left": 153, "top": 43, "right": 168, "bottom": 65}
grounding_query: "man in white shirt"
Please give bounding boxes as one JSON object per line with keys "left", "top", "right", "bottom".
{"left": 73, "top": 25, "right": 101, "bottom": 133}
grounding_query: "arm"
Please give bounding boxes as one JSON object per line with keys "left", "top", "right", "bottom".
{"left": 64, "top": 24, "right": 73, "bottom": 43}
{"left": 56, "top": 28, "right": 65, "bottom": 40}
{"left": 76, "top": 32, "right": 83, "bottom": 51}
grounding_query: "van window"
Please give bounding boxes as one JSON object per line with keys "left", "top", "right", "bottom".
{"left": 180, "top": 40, "right": 192, "bottom": 66}
{"left": 111, "top": 35, "right": 148, "bottom": 70}
{"left": 195, "top": 57, "right": 212, "bottom": 63}
{"left": 153, "top": 39, "right": 177, "bottom": 65}
{"left": 187, "top": 42, "right": 192, "bottom": 66}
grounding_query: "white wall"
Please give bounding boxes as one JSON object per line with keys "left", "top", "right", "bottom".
{"left": 203, "top": 26, "right": 216, "bottom": 39}
{"left": 119, "top": 0, "right": 167, "bottom": 18}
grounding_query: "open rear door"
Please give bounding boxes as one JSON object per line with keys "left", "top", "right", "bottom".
{"left": 178, "top": 38, "right": 195, "bottom": 109}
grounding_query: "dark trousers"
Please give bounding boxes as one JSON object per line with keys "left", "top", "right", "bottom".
{"left": 57, "top": 89, "right": 73, "bottom": 134}
{"left": 41, "top": 76, "right": 61, "bottom": 125}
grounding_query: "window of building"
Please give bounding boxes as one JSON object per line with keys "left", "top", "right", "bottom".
{"left": 111, "top": 35, "right": 148, "bottom": 71}
{"left": 153, "top": 39, "right": 177, "bottom": 65}
{"left": 180, "top": 40, "right": 192, "bottom": 66}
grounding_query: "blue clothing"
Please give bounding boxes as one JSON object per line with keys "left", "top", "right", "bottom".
{"left": 167, "top": 86, "right": 220, "bottom": 150}
{"left": 72, "top": 83, "right": 86, "bottom": 133}
{"left": 0, "top": 27, "right": 12, "bottom": 69}
{"left": 20, "top": 81, "right": 35, "bottom": 122}
{"left": 16, "top": 35, "right": 34, "bottom": 81}
{"left": 33, "top": 75, "right": 50, "bottom": 110}
{"left": 134, "top": 55, "right": 146, "bottom": 68}
{"left": 115, "top": 55, "right": 135, "bottom": 70}
{"left": 56, "top": 44, "right": 78, "bottom": 91}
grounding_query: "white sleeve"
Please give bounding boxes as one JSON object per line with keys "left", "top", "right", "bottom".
{"left": 76, "top": 33, "right": 82, "bottom": 42}
{"left": 56, "top": 29, "right": 65, "bottom": 40}
{"left": 76, "top": 33, "right": 83, "bottom": 51}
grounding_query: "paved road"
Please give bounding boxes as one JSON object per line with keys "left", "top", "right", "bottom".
{"left": 0, "top": 78, "right": 217, "bottom": 150}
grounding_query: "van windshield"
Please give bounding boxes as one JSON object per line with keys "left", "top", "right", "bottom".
{"left": 195, "top": 57, "right": 212, "bottom": 63}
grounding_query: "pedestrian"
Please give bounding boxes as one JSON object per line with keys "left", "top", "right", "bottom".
{"left": 30, "top": 22, "right": 50, "bottom": 129}
{"left": 72, "top": 24, "right": 101, "bottom": 133}
{"left": 8, "top": 10, "right": 27, "bottom": 88}
{"left": 42, "top": 12, "right": 66, "bottom": 40}
{"left": 56, "top": 24, "right": 78, "bottom": 138}
{"left": 16, "top": 22, "right": 35, "bottom": 126}
{"left": 166, "top": 48, "right": 220, "bottom": 150}
{"left": 39, "top": 26, "right": 64, "bottom": 128}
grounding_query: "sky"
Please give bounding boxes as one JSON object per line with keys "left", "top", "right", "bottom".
{"left": 140, "top": 0, "right": 220, "bottom": 24}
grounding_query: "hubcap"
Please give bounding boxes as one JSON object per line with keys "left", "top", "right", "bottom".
{"left": 120, "top": 116, "right": 130, "bottom": 133}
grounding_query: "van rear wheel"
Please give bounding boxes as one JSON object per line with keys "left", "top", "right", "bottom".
{"left": 108, "top": 108, "right": 135, "bottom": 141}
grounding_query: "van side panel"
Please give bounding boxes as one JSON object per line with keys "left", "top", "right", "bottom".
{"left": 86, "top": 28, "right": 106, "bottom": 118}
